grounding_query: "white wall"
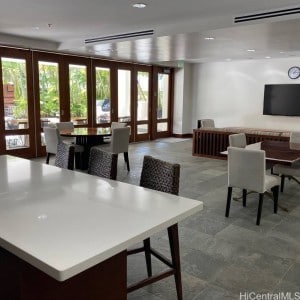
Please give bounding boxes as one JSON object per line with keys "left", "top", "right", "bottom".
{"left": 190, "top": 57, "right": 300, "bottom": 132}
{"left": 173, "top": 63, "right": 193, "bottom": 134}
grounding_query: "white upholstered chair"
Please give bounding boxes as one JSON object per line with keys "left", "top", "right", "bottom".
{"left": 229, "top": 133, "right": 247, "bottom": 148}
{"left": 97, "top": 127, "right": 130, "bottom": 171}
{"left": 44, "top": 127, "right": 84, "bottom": 166}
{"left": 56, "top": 121, "right": 76, "bottom": 143}
{"left": 273, "top": 131, "right": 300, "bottom": 192}
{"left": 104, "top": 122, "right": 127, "bottom": 142}
{"left": 226, "top": 147, "right": 280, "bottom": 225}
{"left": 200, "top": 119, "right": 215, "bottom": 128}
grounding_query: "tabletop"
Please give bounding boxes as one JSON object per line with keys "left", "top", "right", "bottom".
{"left": 248, "top": 140, "right": 300, "bottom": 164}
{"left": 0, "top": 155, "right": 202, "bottom": 282}
{"left": 221, "top": 140, "right": 300, "bottom": 164}
{"left": 60, "top": 127, "right": 111, "bottom": 137}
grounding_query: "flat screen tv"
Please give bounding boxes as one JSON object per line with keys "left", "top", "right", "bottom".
{"left": 263, "top": 84, "right": 300, "bottom": 116}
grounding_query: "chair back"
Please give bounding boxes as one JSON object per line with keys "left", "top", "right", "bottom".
{"left": 55, "top": 143, "right": 75, "bottom": 170}
{"left": 110, "top": 127, "right": 130, "bottom": 154}
{"left": 111, "top": 122, "right": 126, "bottom": 130}
{"left": 200, "top": 119, "right": 215, "bottom": 128}
{"left": 290, "top": 131, "right": 300, "bottom": 144}
{"left": 56, "top": 122, "right": 74, "bottom": 131}
{"left": 44, "top": 127, "right": 62, "bottom": 154}
{"left": 228, "top": 147, "right": 266, "bottom": 193}
{"left": 140, "top": 155, "right": 180, "bottom": 195}
{"left": 88, "top": 148, "right": 118, "bottom": 180}
{"left": 229, "top": 133, "right": 247, "bottom": 148}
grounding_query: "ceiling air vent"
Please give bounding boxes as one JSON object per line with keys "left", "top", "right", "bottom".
{"left": 85, "top": 29, "right": 154, "bottom": 44}
{"left": 234, "top": 6, "right": 300, "bottom": 23}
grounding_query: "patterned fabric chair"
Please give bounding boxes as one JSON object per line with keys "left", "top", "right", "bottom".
{"left": 88, "top": 147, "right": 118, "bottom": 180}
{"left": 226, "top": 147, "right": 280, "bottom": 225}
{"left": 54, "top": 143, "right": 75, "bottom": 170}
{"left": 127, "top": 155, "right": 182, "bottom": 299}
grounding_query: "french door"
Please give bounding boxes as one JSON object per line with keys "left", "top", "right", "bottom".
{"left": 0, "top": 48, "right": 35, "bottom": 158}
{"left": 0, "top": 46, "right": 174, "bottom": 159}
{"left": 151, "top": 67, "right": 173, "bottom": 139}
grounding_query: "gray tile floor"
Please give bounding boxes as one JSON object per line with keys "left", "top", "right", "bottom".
{"left": 38, "top": 138, "right": 300, "bottom": 300}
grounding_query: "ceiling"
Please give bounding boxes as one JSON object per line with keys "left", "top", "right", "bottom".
{"left": 1, "top": 0, "right": 300, "bottom": 66}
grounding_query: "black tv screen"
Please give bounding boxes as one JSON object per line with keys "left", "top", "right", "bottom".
{"left": 263, "top": 84, "right": 300, "bottom": 116}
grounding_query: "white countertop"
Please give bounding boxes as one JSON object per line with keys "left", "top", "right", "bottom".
{"left": 0, "top": 155, "right": 202, "bottom": 281}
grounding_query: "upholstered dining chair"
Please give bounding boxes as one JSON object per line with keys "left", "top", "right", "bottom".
{"left": 56, "top": 121, "right": 76, "bottom": 143}
{"left": 273, "top": 131, "right": 300, "bottom": 192}
{"left": 88, "top": 147, "right": 118, "bottom": 180}
{"left": 44, "top": 127, "right": 84, "bottom": 166}
{"left": 97, "top": 127, "right": 130, "bottom": 171}
{"left": 226, "top": 147, "right": 280, "bottom": 225}
{"left": 104, "top": 122, "right": 127, "bottom": 143}
{"left": 229, "top": 133, "right": 247, "bottom": 148}
{"left": 127, "top": 155, "right": 182, "bottom": 299}
{"left": 200, "top": 119, "right": 215, "bottom": 128}
{"left": 54, "top": 143, "right": 75, "bottom": 170}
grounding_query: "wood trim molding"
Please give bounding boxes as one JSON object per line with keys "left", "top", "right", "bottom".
{"left": 172, "top": 133, "right": 192, "bottom": 138}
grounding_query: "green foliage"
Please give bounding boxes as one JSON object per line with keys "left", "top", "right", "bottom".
{"left": 2, "top": 59, "right": 28, "bottom": 118}
{"left": 39, "top": 63, "right": 59, "bottom": 117}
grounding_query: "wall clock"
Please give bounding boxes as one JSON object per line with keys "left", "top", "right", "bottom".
{"left": 288, "top": 66, "right": 300, "bottom": 79}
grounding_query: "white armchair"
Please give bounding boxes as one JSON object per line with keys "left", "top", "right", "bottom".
{"left": 56, "top": 122, "right": 76, "bottom": 143}
{"left": 226, "top": 147, "right": 280, "bottom": 225}
{"left": 96, "top": 127, "right": 130, "bottom": 171}
{"left": 44, "top": 127, "right": 84, "bottom": 167}
{"left": 229, "top": 133, "right": 247, "bottom": 148}
{"left": 273, "top": 131, "right": 300, "bottom": 192}
{"left": 200, "top": 119, "right": 215, "bottom": 128}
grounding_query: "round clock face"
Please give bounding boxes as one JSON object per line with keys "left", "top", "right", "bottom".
{"left": 288, "top": 66, "right": 300, "bottom": 79}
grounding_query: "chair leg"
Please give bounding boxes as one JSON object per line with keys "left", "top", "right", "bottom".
{"left": 256, "top": 193, "right": 264, "bottom": 226}
{"left": 272, "top": 186, "right": 279, "bottom": 214}
{"left": 46, "top": 153, "right": 51, "bottom": 164}
{"left": 280, "top": 175, "right": 285, "bottom": 192}
{"left": 143, "top": 238, "right": 152, "bottom": 277}
{"left": 242, "top": 189, "right": 247, "bottom": 207}
{"left": 124, "top": 152, "right": 130, "bottom": 171}
{"left": 225, "top": 187, "right": 232, "bottom": 217}
{"left": 168, "top": 224, "right": 183, "bottom": 300}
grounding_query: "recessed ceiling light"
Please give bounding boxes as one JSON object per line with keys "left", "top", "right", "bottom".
{"left": 265, "top": 56, "right": 271, "bottom": 59}
{"left": 204, "top": 37, "right": 215, "bottom": 40}
{"left": 132, "top": 3, "right": 147, "bottom": 8}
{"left": 279, "top": 51, "right": 285, "bottom": 54}
{"left": 225, "top": 58, "right": 232, "bottom": 61}
{"left": 247, "top": 49, "right": 256, "bottom": 52}
{"left": 32, "top": 26, "right": 40, "bottom": 30}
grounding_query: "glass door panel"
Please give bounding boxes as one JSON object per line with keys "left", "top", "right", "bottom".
{"left": 1, "top": 57, "right": 30, "bottom": 150}
{"left": 157, "top": 73, "right": 170, "bottom": 132}
{"left": 69, "top": 64, "right": 88, "bottom": 125}
{"left": 118, "top": 69, "right": 131, "bottom": 123}
{"left": 137, "top": 71, "right": 149, "bottom": 122}
{"left": 136, "top": 71, "right": 150, "bottom": 139}
{"left": 38, "top": 61, "right": 60, "bottom": 127}
{"left": 95, "top": 67, "right": 111, "bottom": 124}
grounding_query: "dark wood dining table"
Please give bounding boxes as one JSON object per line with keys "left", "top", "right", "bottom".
{"left": 249, "top": 140, "right": 300, "bottom": 165}
{"left": 60, "top": 127, "right": 111, "bottom": 169}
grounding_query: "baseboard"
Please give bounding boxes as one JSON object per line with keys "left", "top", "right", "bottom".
{"left": 172, "top": 133, "right": 192, "bottom": 138}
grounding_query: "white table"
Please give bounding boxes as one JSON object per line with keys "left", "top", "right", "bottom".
{"left": 0, "top": 155, "right": 203, "bottom": 300}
